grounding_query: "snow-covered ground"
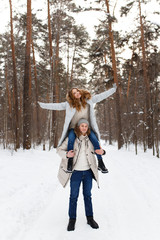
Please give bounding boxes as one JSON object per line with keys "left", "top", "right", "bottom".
{"left": 0, "top": 144, "right": 160, "bottom": 240}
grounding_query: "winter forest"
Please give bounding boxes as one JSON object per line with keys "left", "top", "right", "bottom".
{"left": 0, "top": 0, "right": 160, "bottom": 156}
{"left": 1, "top": 1, "right": 160, "bottom": 239}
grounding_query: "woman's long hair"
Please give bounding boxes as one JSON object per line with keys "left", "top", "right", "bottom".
{"left": 66, "top": 87, "right": 91, "bottom": 111}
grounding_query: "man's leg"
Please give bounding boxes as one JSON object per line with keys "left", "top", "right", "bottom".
{"left": 67, "top": 171, "right": 82, "bottom": 231}
{"left": 68, "top": 171, "right": 82, "bottom": 220}
{"left": 82, "top": 170, "right": 93, "bottom": 217}
{"left": 82, "top": 170, "right": 99, "bottom": 229}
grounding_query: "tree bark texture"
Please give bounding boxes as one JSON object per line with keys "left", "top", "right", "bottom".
{"left": 105, "top": 0, "right": 123, "bottom": 149}
{"left": 31, "top": 38, "right": 41, "bottom": 144}
{"left": 53, "top": 9, "right": 60, "bottom": 147}
{"left": 138, "top": 0, "right": 152, "bottom": 149}
{"left": 9, "top": 0, "right": 20, "bottom": 149}
{"left": 23, "top": 0, "right": 32, "bottom": 149}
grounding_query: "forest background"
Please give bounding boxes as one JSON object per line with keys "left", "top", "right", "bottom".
{"left": 0, "top": 0, "right": 160, "bottom": 157}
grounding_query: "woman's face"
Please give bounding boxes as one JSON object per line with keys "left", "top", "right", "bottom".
{"left": 72, "top": 88, "right": 81, "bottom": 99}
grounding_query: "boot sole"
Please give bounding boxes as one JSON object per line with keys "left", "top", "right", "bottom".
{"left": 65, "top": 170, "right": 73, "bottom": 173}
{"left": 87, "top": 222, "right": 99, "bottom": 229}
{"left": 98, "top": 167, "right": 109, "bottom": 173}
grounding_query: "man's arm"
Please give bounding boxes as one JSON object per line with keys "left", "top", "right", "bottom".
{"left": 92, "top": 84, "right": 117, "bottom": 104}
{"left": 57, "top": 137, "right": 75, "bottom": 159}
{"left": 56, "top": 137, "right": 68, "bottom": 159}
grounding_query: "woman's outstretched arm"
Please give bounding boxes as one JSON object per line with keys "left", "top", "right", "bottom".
{"left": 38, "top": 101, "right": 66, "bottom": 111}
{"left": 92, "top": 83, "right": 117, "bottom": 104}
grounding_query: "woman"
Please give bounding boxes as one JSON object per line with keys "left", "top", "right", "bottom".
{"left": 38, "top": 84, "right": 117, "bottom": 173}
{"left": 57, "top": 118, "right": 106, "bottom": 231}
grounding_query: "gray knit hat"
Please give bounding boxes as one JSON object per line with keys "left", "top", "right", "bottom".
{"left": 77, "top": 118, "right": 89, "bottom": 127}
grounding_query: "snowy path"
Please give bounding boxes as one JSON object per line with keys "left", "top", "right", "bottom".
{"left": 0, "top": 145, "right": 160, "bottom": 240}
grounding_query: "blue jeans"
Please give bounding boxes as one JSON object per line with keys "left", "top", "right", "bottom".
{"left": 69, "top": 169, "right": 93, "bottom": 219}
{"left": 67, "top": 128, "right": 102, "bottom": 160}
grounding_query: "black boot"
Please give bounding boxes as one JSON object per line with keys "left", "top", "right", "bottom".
{"left": 87, "top": 216, "right": 99, "bottom": 229}
{"left": 67, "top": 218, "right": 76, "bottom": 231}
{"left": 67, "top": 158, "right": 73, "bottom": 173}
{"left": 98, "top": 159, "right": 108, "bottom": 173}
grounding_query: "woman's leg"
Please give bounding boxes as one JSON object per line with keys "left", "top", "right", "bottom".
{"left": 89, "top": 130, "right": 108, "bottom": 173}
{"left": 67, "top": 128, "right": 76, "bottom": 151}
{"left": 88, "top": 130, "right": 102, "bottom": 160}
{"left": 67, "top": 129, "right": 76, "bottom": 172}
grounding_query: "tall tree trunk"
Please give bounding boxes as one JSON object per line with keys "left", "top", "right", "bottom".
{"left": 70, "top": 43, "right": 77, "bottom": 84}
{"left": 143, "top": 106, "right": 147, "bottom": 152}
{"left": 53, "top": 9, "right": 60, "bottom": 148}
{"left": 47, "top": 0, "right": 56, "bottom": 149}
{"left": 151, "top": 100, "right": 155, "bottom": 156}
{"left": 155, "top": 92, "right": 159, "bottom": 158}
{"left": 105, "top": 0, "right": 123, "bottom": 149}
{"left": 31, "top": 38, "right": 41, "bottom": 145}
{"left": 134, "top": 77, "right": 138, "bottom": 155}
{"left": 107, "top": 100, "right": 112, "bottom": 144}
{"left": 138, "top": 0, "right": 152, "bottom": 149}
{"left": 154, "top": 59, "right": 159, "bottom": 158}
{"left": 67, "top": 30, "right": 70, "bottom": 91}
{"left": 127, "top": 46, "right": 135, "bottom": 98}
{"left": 5, "top": 61, "right": 11, "bottom": 147}
{"left": 1, "top": 96, "right": 5, "bottom": 149}
{"left": 9, "top": 0, "right": 20, "bottom": 149}
{"left": 23, "top": 0, "right": 32, "bottom": 149}
{"left": 103, "top": 54, "right": 112, "bottom": 144}
{"left": 5, "top": 61, "right": 12, "bottom": 115}
{"left": 48, "top": 0, "right": 54, "bottom": 77}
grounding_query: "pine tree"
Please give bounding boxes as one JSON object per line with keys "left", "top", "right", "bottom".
{"left": 23, "top": 0, "right": 32, "bottom": 149}
{"left": 9, "top": 0, "right": 20, "bottom": 149}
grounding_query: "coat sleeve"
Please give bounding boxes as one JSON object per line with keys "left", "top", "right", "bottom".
{"left": 56, "top": 137, "right": 68, "bottom": 159}
{"left": 38, "top": 101, "right": 66, "bottom": 111}
{"left": 92, "top": 84, "right": 117, "bottom": 104}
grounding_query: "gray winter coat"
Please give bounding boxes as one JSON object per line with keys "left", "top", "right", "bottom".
{"left": 38, "top": 85, "right": 116, "bottom": 146}
{"left": 56, "top": 136, "right": 99, "bottom": 188}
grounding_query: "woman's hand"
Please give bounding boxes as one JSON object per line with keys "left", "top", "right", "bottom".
{"left": 95, "top": 148, "right": 104, "bottom": 155}
{"left": 67, "top": 150, "right": 75, "bottom": 158}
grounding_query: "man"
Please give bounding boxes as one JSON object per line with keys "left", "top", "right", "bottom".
{"left": 57, "top": 118, "right": 106, "bottom": 231}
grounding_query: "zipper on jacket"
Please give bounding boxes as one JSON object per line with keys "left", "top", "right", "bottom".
{"left": 73, "top": 140, "right": 82, "bottom": 168}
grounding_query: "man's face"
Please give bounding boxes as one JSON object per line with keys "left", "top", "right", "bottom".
{"left": 79, "top": 123, "right": 88, "bottom": 135}
{"left": 72, "top": 88, "right": 81, "bottom": 99}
